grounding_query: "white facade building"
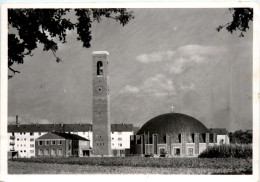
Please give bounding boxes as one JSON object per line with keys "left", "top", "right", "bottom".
{"left": 8, "top": 123, "right": 92, "bottom": 158}
{"left": 8, "top": 123, "right": 136, "bottom": 158}
{"left": 8, "top": 131, "right": 46, "bottom": 158}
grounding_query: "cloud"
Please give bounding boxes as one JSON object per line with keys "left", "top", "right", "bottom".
{"left": 136, "top": 51, "right": 175, "bottom": 63}
{"left": 180, "top": 83, "right": 195, "bottom": 91}
{"left": 120, "top": 74, "right": 176, "bottom": 97}
{"left": 136, "top": 44, "right": 226, "bottom": 74}
{"left": 177, "top": 45, "right": 226, "bottom": 56}
{"left": 120, "top": 85, "right": 140, "bottom": 94}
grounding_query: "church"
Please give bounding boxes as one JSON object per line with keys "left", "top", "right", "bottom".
{"left": 91, "top": 51, "right": 229, "bottom": 157}
{"left": 129, "top": 113, "right": 229, "bottom": 156}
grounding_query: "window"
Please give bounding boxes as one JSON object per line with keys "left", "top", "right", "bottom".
{"left": 97, "top": 61, "right": 103, "bottom": 76}
{"left": 30, "top": 144, "right": 34, "bottom": 147}
{"left": 24, "top": 144, "right": 26, "bottom": 147}
{"left": 118, "top": 137, "right": 122, "bottom": 141}
{"left": 24, "top": 138, "right": 26, "bottom": 141}
{"left": 24, "top": 132, "right": 26, "bottom": 135}
{"left": 45, "top": 141, "right": 49, "bottom": 145}
{"left": 51, "top": 149, "right": 56, "bottom": 155}
{"left": 17, "top": 138, "right": 19, "bottom": 141}
{"left": 112, "top": 143, "right": 114, "bottom": 146}
{"left": 118, "top": 143, "right": 122, "bottom": 147}
{"left": 20, "top": 132, "right": 22, "bottom": 135}
{"left": 38, "top": 149, "right": 43, "bottom": 155}
{"left": 20, "top": 150, "right": 22, "bottom": 153}
{"left": 38, "top": 141, "right": 43, "bottom": 146}
{"left": 58, "top": 140, "right": 62, "bottom": 145}
{"left": 112, "top": 138, "right": 114, "bottom": 140}
{"left": 30, "top": 139, "right": 34, "bottom": 142}
{"left": 58, "top": 149, "right": 62, "bottom": 155}
{"left": 112, "top": 132, "right": 114, "bottom": 134}
{"left": 30, "top": 150, "right": 34, "bottom": 154}
{"left": 24, "top": 150, "right": 26, "bottom": 152}
{"left": 51, "top": 140, "right": 56, "bottom": 145}
{"left": 44, "top": 149, "right": 49, "bottom": 155}
{"left": 30, "top": 132, "right": 34, "bottom": 136}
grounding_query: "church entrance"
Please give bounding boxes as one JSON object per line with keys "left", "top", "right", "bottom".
{"left": 83, "top": 150, "right": 90, "bottom": 156}
{"left": 159, "top": 148, "right": 166, "bottom": 155}
{"left": 173, "top": 148, "right": 180, "bottom": 156}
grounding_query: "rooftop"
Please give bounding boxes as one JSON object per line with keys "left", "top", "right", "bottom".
{"left": 8, "top": 123, "right": 134, "bottom": 133}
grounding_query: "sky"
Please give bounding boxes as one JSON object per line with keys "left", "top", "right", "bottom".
{"left": 8, "top": 8, "right": 253, "bottom": 131}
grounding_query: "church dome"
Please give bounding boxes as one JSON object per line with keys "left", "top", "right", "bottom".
{"left": 137, "top": 113, "right": 209, "bottom": 136}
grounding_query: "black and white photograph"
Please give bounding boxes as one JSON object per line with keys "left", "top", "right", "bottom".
{"left": 0, "top": 2, "right": 259, "bottom": 181}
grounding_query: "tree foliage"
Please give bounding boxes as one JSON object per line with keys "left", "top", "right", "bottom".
{"left": 8, "top": 9, "right": 134, "bottom": 78}
{"left": 217, "top": 8, "right": 253, "bottom": 37}
{"left": 229, "top": 130, "right": 252, "bottom": 144}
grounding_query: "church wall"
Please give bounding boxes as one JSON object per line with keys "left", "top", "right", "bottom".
{"left": 206, "top": 133, "right": 209, "bottom": 148}
{"left": 181, "top": 133, "right": 186, "bottom": 155}
{"left": 170, "top": 133, "right": 180, "bottom": 143}
{"left": 199, "top": 143, "right": 207, "bottom": 153}
{"left": 145, "top": 144, "right": 154, "bottom": 154}
{"left": 134, "top": 144, "right": 142, "bottom": 155}
{"left": 195, "top": 133, "right": 200, "bottom": 154}
{"left": 217, "top": 135, "right": 227, "bottom": 144}
{"left": 130, "top": 132, "right": 230, "bottom": 157}
{"left": 186, "top": 143, "right": 195, "bottom": 156}
{"left": 153, "top": 134, "right": 158, "bottom": 154}
{"left": 166, "top": 134, "right": 171, "bottom": 155}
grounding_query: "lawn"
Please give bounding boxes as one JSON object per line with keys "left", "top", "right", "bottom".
{"left": 8, "top": 157, "right": 252, "bottom": 174}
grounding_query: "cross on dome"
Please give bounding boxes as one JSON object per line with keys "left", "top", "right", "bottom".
{"left": 170, "top": 105, "right": 175, "bottom": 112}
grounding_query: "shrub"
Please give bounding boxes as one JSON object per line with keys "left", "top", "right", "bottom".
{"left": 198, "top": 144, "right": 252, "bottom": 159}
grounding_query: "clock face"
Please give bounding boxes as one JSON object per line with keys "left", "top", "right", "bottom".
{"left": 95, "top": 86, "right": 104, "bottom": 95}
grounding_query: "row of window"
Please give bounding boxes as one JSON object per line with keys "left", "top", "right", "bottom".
{"left": 38, "top": 140, "right": 62, "bottom": 146}
{"left": 16, "top": 138, "right": 35, "bottom": 141}
{"left": 14, "top": 132, "right": 42, "bottom": 136}
{"left": 19, "top": 150, "right": 34, "bottom": 154}
{"left": 112, "top": 143, "right": 122, "bottom": 147}
{"left": 111, "top": 132, "right": 122, "bottom": 135}
{"left": 38, "top": 149, "right": 63, "bottom": 155}
{"left": 111, "top": 137, "right": 122, "bottom": 141}
{"left": 16, "top": 144, "right": 34, "bottom": 147}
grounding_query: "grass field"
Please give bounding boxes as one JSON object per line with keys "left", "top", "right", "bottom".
{"left": 8, "top": 157, "right": 252, "bottom": 175}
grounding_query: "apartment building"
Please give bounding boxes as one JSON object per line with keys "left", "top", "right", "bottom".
{"left": 8, "top": 123, "right": 136, "bottom": 158}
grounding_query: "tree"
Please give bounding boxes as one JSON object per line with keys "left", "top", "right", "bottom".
{"left": 217, "top": 8, "right": 253, "bottom": 37}
{"left": 8, "top": 9, "right": 134, "bottom": 78}
{"left": 229, "top": 129, "right": 252, "bottom": 144}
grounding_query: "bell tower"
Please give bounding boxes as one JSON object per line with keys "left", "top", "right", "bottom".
{"left": 92, "top": 51, "right": 111, "bottom": 156}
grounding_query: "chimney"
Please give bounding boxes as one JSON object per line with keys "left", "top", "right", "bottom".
{"left": 16, "top": 115, "right": 19, "bottom": 125}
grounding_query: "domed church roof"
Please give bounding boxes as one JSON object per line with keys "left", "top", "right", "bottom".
{"left": 137, "top": 113, "right": 209, "bottom": 136}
